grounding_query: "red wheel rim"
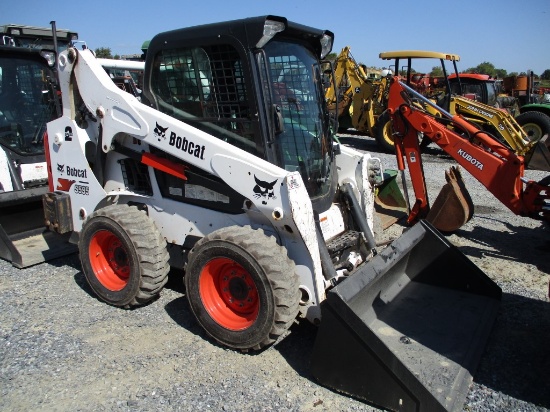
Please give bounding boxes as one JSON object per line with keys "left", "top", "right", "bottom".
{"left": 88, "top": 230, "right": 130, "bottom": 291}
{"left": 199, "top": 257, "right": 259, "bottom": 331}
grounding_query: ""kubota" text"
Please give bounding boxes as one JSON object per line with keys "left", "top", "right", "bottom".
{"left": 457, "top": 149, "right": 483, "bottom": 170}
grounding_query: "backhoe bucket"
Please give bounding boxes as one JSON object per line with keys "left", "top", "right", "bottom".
{"left": 426, "top": 166, "right": 474, "bottom": 232}
{"left": 375, "top": 169, "right": 408, "bottom": 229}
{"left": 0, "top": 188, "right": 76, "bottom": 268}
{"left": 525, "top": 134, "right": 550, "bottom": 172}
{"left": 311, "top": 220, "right": 501, "bottom": 412}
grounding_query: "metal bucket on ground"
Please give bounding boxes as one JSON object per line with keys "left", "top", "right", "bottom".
{"left": 310, "top": 220, "right": 501, "bottom": 412}
{"left": 0, "top": 188, "right": 76, "bottom": 268}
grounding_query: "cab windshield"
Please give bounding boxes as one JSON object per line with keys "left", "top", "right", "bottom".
{"left": 263, "top": 40, "right": 333, "bottom": 199}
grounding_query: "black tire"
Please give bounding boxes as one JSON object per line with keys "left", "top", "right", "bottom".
{"left": 79, "top": 204, "right": 170, "bottom": 308}
{"left": 185, "top": 225, "right": 300, "bottom": 351}
{"left": 516, "top": 111, "right": 550, "bottom": 143}
{"left": 374, "top": 112, "right": 395, "bottom": 153}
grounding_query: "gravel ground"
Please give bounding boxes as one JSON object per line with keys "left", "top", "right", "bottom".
{"left": 1, "top": 132, "right": 549, "bottom": 412}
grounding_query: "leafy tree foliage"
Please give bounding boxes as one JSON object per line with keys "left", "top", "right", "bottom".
{"left": 541, "top": 69, "right": 550, "bottom": 80}
{"left": 464, "top": 61, "right": 500, "bottom": 77}
{"left": 324, "top": 52, "right": 337, "bottom": 62}
{"left": 94, "top": 47, "right": 113, "bottom": 58}
{"left": 430, "top": 66, "right": 443, "bottom": 77}
{"left": 494, "top": 69, "right": 507, "bottom": 79}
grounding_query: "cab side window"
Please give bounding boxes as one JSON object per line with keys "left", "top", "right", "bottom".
{"left": 151, "top": 44, "right": 260, "bottom": 156}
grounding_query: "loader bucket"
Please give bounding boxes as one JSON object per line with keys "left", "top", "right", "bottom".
{"left": 311, "top": 220, "right": 501, "bottom": 412}
{"left": 426, "top": 166, "right": 474, "bottom": 232}
{"left": 0, "top": 188, "right": 76, "bottom": 268}
{"left": 375, "top": 169, "right": 408, "bottom": 229}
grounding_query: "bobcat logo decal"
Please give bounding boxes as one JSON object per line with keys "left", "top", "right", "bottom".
{"left": 253, "top": 175, "right": 278, "bottom": 205}
{"left": 154, "top": 122, "right": 168, "bottom": 140}
{"left": 57, "top": 163, "right": 64, "bottom": 173}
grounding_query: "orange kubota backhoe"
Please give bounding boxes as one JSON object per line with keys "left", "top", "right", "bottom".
{"left": 385, "top": 77, "right": 550, "bottom": 231}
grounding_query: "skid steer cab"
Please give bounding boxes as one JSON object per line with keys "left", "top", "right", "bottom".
{"left": 0, "top": 45, "right": 77, "bottom": 268}
{"left": 44, "top": 16, "right": 501, "bottom": 411}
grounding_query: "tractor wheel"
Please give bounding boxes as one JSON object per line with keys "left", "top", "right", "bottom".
{"left": 185, "top": 225, "right": 300, "bottom": 351}
{"left": 516, "top": 111, "right": 550, "bottom": 143}
{"left": 374, "top": 112, "right": 395, "bottom": 153}
{"left": 79, "top": 204, "right": 170, "bottom": 308}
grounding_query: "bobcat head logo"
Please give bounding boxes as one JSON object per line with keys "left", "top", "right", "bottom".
{"left": 154, "top": 122, "right": 168, "bottom": 139}
{"left": 57, "top": 164, "right": 64, "bottom": 173}
{"left": 253, "top": 175, "right": 278, "bottom": 205}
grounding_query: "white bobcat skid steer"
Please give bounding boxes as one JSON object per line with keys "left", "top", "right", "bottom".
{"left": 44, "top": 16, "right": 500, "bottom": 412}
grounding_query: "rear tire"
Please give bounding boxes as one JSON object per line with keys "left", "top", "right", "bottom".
{"left": 79, "top": 204, "right": 170, "bottom": 308}
{"left": 516, "top": 111, "right": 550, "bottom": 142}
{"left": 185, "top": 225, "right": 300, "bottom": 351}
{"left": 374, "top": 112, "right": 395, "bottom": 153}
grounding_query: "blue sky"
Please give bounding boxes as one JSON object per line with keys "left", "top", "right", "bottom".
{"left": 3, "top": 0, "right": 550, "bottom": 75}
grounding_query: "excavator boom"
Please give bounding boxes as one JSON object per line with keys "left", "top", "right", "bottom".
{"left": 388, "top": 78, "right": 550, "bottom": 225}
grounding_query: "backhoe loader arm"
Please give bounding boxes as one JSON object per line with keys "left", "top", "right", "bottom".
{"left": 387, "top": 78, "right": 550, "bottom": 221}
{"left": 325, "top": 47, "right": 370, "bottom": 115}
{"left": 450, "top": 95, "right": 533, "bottom": 155}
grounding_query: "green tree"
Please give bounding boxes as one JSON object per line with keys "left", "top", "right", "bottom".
{"left": 464, "top": 61, "right": 508, "bottom": 78}
{"left": 324, "top": 52, "right": 337, "bottom": 62}
{"left": 541, "top": 69, "right": 550, "bottom": 80}
{"left": 399, "top": 68, "right": 416, "bottom": 76}
{"left": 494, "top": 68, "right": 507, "bottom": 79}
{"left": 430, "top": 66, "right": 443, "bottom": 77}
{"left": 94, "top": 47, "right": 113, "bottom": 58}
{"left": 464, "top": 61, "right": 495, "bottom": 76}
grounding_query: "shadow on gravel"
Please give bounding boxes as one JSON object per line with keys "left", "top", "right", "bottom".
{"left": 475, "top": 292, "right": 550, "bottom": 408}
{"left": 47, "top": 251, "right": 81, "bottom": 270}
{"left": 164, "top": 295, "right": 207, "bottom": 336}
{"left": 455, "top": 216, "right": 550, "bottom": 275}
{"left": 274, "top": 320, "right": 318, "bottom": 379}
{"left": 337, "top": 134, "right": 381, "bottom": 154}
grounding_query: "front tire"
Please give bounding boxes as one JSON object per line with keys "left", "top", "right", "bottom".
{"left": 79, "top": 204, "right": 170, "bottom": 308}
{"left": 516, "top": 111, "right": 550, "bottom": 143}
{"left": 374, "top": 112, "right": 395, "bottom": 153}
{"left": 185, "top": 226, "right": 300, "bottom": 351}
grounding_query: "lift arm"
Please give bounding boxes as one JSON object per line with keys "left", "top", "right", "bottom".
{"left": 387, "top": 78, "right": 550, "bottom": 221}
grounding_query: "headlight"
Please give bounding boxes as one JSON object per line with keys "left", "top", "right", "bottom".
{"left": 256, "top": 19, "right": 286, "bottom": 48}
{"left": 40, "top": 51, "right": 57, "bottom": 67}
{"left": 320, "top": 33, "right": 333, "bottom": 59}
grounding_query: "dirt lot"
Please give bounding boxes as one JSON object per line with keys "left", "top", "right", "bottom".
{"left": 1, "top": 134, "right": 549, "bottom": 411}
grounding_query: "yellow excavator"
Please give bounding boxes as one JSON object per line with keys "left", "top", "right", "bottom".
{"left": 324, "top": 46, "right": 394, "bottom": 151}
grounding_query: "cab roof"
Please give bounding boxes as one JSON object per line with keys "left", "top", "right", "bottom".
{"left": 379, "top": 50, "right": 460, "bottom": 61}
